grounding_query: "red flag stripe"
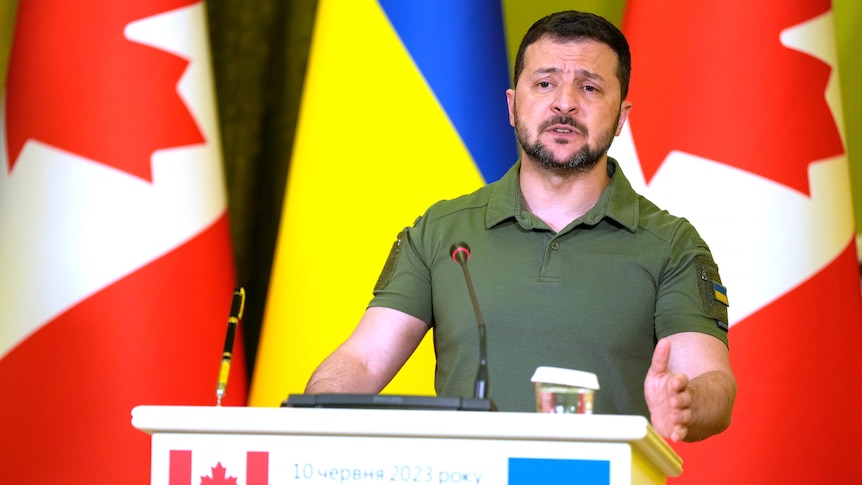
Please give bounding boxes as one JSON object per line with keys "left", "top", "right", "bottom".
{"left": 248, "top": 451, "right": 270, "bottom": 485}
{"left": 170, "top": 450, "right": 192, "bottom": 485}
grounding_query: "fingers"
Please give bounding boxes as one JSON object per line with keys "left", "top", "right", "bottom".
{"left": 672, "top": 424, "right": 688, "bottom": 442}
{"left": 650, "top": 338, "right": 672, "bottom": 374}
{"left": 647, "top": 338, "right": 697, "bottom": 442}
{"left": 667, "top": 377, "right": 692, "bottom": 442}
{"left": 671, "top": 373, "right": 690, "bottom": 395}
{"left": 672, "top": 402, "right": 693, "bottom": 441}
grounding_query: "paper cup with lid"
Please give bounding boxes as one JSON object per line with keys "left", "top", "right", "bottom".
{"left": 531, "top": 366, "right": 600, "bottom": 414}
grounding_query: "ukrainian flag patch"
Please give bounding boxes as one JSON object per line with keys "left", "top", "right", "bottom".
{"left": 713, "top": 282, "right": 729, "bottom": 306}
{"left": 695, "top": 255, "right": 729, "bottom": 332}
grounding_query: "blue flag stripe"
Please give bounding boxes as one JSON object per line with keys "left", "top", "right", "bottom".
{"left": 508, "top": 457, "right": 611, "bottom": 483}
{"left": 378, "top": 0, "right": 516, "bottom": 183}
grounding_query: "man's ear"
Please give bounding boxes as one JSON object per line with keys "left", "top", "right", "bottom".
{"left": 506, "top": 89, "right": 516, "bottom": 128}
{"left": 616, "top": 100, "right": 633, "bottom": 136}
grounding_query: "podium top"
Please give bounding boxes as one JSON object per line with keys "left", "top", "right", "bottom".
{"left": 132, "top": 405, "right": 681, "bottom": 477}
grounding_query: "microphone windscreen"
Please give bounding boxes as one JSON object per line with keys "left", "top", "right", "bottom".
{"left": 449, "top": 242, "right": 471, "bottom": 264}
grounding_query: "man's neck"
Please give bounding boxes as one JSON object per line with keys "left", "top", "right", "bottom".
{"left": 519, "top": 157, "right": 610, "bottom": 232}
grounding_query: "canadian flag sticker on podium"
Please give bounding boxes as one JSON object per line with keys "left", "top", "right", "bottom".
{"left": 169, "top": 450, "right": 269, "bottom": 485}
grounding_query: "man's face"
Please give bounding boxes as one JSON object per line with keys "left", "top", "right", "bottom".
{"left": 506, "top": 37, "right": 632, "bottom": 174}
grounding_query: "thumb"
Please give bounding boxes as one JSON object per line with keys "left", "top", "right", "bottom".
{"left": 650, "top": 338, "right": 672, "bottom": 375}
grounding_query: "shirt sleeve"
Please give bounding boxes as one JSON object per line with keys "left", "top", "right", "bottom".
{"left": 368, "top": 215, "right": 435, "bottom": 326}
{"left": 654, "top": 218, "right": 730, "bottom": 346}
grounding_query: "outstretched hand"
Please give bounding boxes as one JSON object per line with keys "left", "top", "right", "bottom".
{"left": 644, "top": 338, "right": 692, "bottom": 442}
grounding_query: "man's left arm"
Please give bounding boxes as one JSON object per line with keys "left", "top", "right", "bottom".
{"left": 644, "top": 332, "right": 736, "bottom": 442}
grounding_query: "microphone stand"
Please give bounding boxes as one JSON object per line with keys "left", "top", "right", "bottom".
{"left": 450, "top": 242, "right": 490, "bottom": 401}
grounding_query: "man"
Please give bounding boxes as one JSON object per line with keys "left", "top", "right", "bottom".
{"left": 305, "top": 10, "right": 736, "bottom": 443}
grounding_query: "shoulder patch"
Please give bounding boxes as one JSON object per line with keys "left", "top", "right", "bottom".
{"left": 695, "top": 254, "right": 729, "bottom": 332}
{"left": 374, "top": 230, "right": 404, "bottom": 291}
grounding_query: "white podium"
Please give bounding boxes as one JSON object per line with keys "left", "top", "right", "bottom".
{"left": 132, "top": 405, "right": 682, "bottom": 484}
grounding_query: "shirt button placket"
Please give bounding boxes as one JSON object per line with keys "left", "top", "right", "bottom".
{"left": 540, "top": 238, "right": 563, "bottom": 281}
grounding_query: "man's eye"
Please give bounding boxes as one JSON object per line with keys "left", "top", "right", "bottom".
{"left": 584, "top": 85, "right": 597, "bottom": 92}
{"left": 537, "top": 81, "right": 552, "bottom": 89}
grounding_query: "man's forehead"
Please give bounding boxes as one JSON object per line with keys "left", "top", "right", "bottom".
{"left": 523, "top": 38, "right": 619, "bottom": 77}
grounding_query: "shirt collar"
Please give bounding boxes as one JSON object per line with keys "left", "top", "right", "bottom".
{"left": 485, "top": 157, "right": 640, "bottom": 233}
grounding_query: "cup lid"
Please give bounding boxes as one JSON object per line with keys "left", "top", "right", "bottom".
{"left": 531, "top": 366, "right": 600, "bottom": 390}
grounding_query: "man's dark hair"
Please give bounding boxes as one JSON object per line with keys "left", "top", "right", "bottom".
{"left": 512, "top": 11, "right": 631, "bottom": 100}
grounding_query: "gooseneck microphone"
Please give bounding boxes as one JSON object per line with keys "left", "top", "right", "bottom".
{"left": 450, "top": 242, "right": 489, "bottom": 401}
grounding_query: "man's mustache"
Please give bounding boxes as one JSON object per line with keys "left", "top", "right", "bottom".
{"left": 539, "top": 116, "right": 589, "bottom": 135}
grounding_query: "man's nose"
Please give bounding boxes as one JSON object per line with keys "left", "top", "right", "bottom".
{"left": 553, "top": 84, "right": 579, "bottom": 114}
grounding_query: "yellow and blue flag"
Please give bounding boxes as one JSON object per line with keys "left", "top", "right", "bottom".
{"left": 249, "top": 0, "right": 515, "bottom": 406}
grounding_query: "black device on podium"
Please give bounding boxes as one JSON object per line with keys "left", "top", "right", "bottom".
{"left": 284, "top": 393, "right": 495, "bottom": 411}
{"left": 283, "top": 242, "right": 496, "bottom": 412}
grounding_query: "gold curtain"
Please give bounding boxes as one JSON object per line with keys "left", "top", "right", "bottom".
{"left": 206, "top": 0, "right": 318, "bottom": 372}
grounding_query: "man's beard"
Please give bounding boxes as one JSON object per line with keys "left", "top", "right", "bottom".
{"left": 515, "top": 112, "right": 619, "bottom": 176}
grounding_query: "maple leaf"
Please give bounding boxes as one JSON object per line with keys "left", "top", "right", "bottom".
{"left": 623, "top": 0, "right": 842, "bottom": 195}
{"left": 5, "top": 0, "right": 204, "bottom": 182}
{"left": 200, "top": 462, "right": 238, "bottom": 485}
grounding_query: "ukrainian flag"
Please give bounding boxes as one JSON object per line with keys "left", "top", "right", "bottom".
{"left": 249, "top": 0, "right": 514, "bottom": 406}
{"left": 713, "top": 282, "right": 729, "bottom": 306}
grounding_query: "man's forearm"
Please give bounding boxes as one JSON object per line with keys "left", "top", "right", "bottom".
{"left": 304, "top": 353, "right": 384, "bottom": 394}
{"left": 684, "top": 369, "right": 737, "bottom": 442}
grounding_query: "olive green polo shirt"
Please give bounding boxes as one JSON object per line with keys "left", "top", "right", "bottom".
{"left": 371, "top": 158, "right": 729, "bottom": 417}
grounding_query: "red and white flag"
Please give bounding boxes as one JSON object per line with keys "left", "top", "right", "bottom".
{"left": 0, "top": 0, "right": 246, "bottom": 482}
{"left": 615, "top": 1, "right": 862, "bottom": 482}
{"left": 170, "top": 450, "right": 269, "bottom": 485}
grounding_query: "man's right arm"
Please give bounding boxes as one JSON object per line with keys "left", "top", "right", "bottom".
{"left": 304, "top": 306, "right": 430, "bottom": 394}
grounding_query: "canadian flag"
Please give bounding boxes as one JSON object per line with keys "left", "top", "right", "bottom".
{"left": 0, "top": 1, "right": 246, "bottom": 483}
{"left": 614, "top": 0, "right": 862, "bottom": 482}
{"left": 170, "top": 451, "right": 268, "bottom": 485}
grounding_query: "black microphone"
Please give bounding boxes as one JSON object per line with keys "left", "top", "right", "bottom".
{"left": 449, "top": 242, "right": 489, "bottom": 401}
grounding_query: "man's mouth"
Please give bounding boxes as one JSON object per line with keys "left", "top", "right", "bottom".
{"left": 542, "top": 117, "right": 586, "bottom": 137}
